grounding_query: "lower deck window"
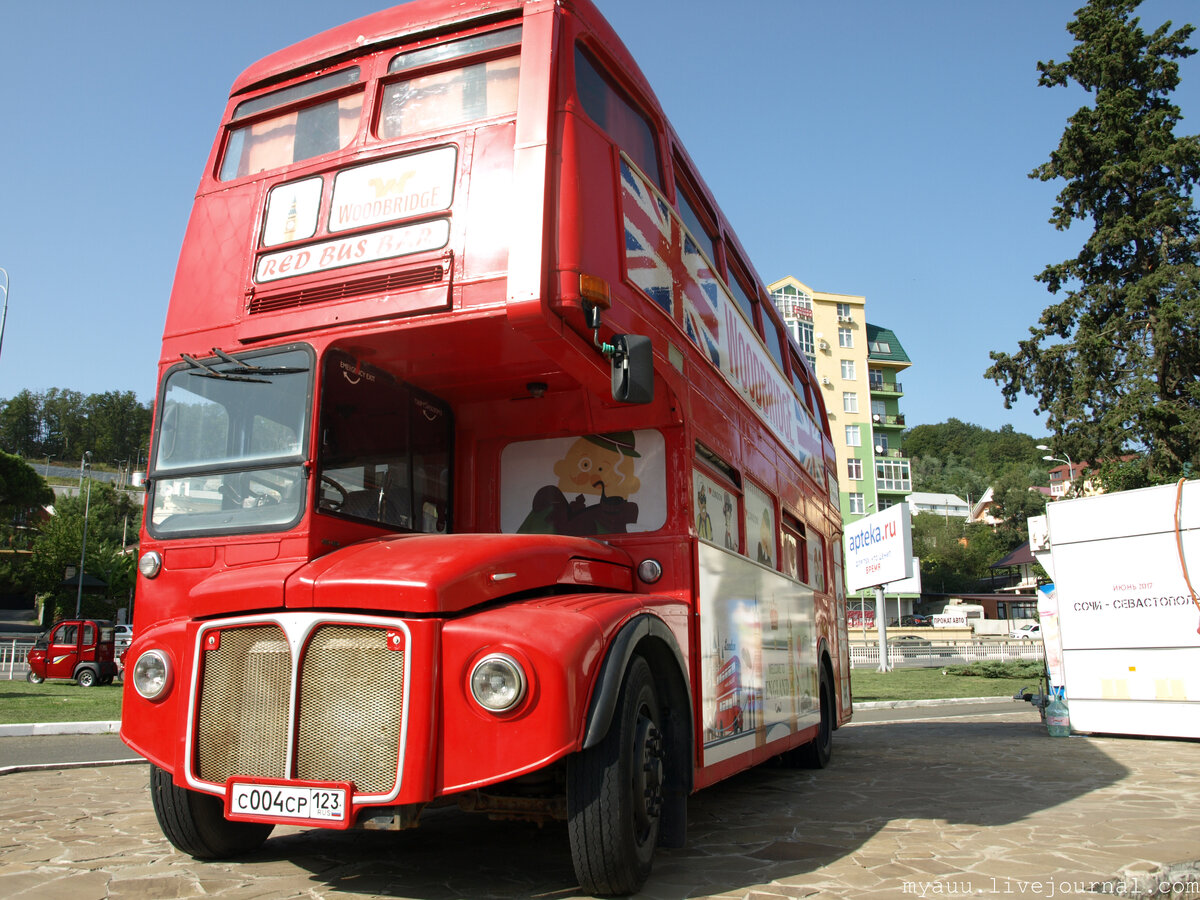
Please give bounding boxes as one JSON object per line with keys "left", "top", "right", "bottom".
{"left": 501, "top": 430, "right": 666, "bottom": 535}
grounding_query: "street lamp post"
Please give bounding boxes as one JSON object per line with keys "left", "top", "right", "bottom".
{"left": 1037, "top": 444, "right": 1075, "bottom": 497}
{"left": 75, "top": 451, "right": 93, "bottom": 617}
{"left": 0, "top": 267, "right": 9, "bottom": 364}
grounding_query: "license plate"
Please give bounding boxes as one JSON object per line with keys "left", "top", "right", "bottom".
{"left": 226, "top": 779, "right": 349, "bottom": 826}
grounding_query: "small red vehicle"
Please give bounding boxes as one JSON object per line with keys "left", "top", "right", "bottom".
{"left": 26, "top": 618, "right": 120, "bottom": 687}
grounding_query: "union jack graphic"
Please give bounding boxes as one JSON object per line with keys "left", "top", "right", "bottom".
{"left": 621, "top": 159, "right": 723, "bottom": 366}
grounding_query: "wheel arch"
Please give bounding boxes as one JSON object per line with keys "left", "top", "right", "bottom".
{"left": 580, "top": 612, "right": 693, "bottom": 848}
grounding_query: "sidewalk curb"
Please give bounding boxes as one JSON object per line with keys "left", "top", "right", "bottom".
{"left": 0, "top": 757, "right": 144, "bottom": 776}
{"left": 854, "top": 696, "right": 1019, "bottom": 710}
{"left": 0, "top": 720, "right": 121, "bottom": 737}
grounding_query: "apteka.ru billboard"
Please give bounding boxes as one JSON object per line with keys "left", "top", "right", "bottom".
{"left": 844, "top": 503, "right": 913, "bottom": 593}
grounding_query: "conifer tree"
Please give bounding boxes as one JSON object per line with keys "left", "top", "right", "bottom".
{"left": 987, "top": 0, "right": 1200, "bottom": 478}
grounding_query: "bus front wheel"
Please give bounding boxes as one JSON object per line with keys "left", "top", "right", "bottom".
{"left": 567, "top": 654, "right": 664, "bottom": 896}
{"left": 150, "top": 765, "right": 273, "bottom": 859}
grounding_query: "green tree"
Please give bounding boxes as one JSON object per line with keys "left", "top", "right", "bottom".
{"left": 911, "top": 516, "right": 1008, "bottom": 594}
{"left": 28, "top": 480, "right": 141, "bottom": 622}
{"left": 41, "top": 388, "right": 86, "bottom": 459}
{"left": 0, "top": 387, "right": 151, "bottom": 465}
{"left": 81, "top": 391, "right": 152, "bottom": 463}
{"left": 0, "top": 450, "right": 54, "bottom": 511}
{"left": 0, "top": 453, "right": 53, "bottom": 599}
{"left": 987, "top": 0, "right": 1200, "bottom": 479}
{"left": 0, "top": 389, "right": 43, "bottom": 458}
{"left": 904, "top": 419, "right": 1048, "bottom": 487}
{"left": 988, "top": 468, "right": 1049, "bottom": 549}
{"left": 909, "top": 453, "right": 989, "bottom": 507}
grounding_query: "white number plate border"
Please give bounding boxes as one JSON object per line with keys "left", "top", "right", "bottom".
{"left": 227, "top": 781, "right": 348, "bottom": 824}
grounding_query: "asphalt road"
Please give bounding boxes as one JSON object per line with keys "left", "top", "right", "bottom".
{"left": 0, "top": 733, "right": 139, "bottom": 771}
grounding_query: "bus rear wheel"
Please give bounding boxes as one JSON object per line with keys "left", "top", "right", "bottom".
{"left": 795, "top": 668, "right": 834, "bottom": 769}
{"left": 150, "top": 765, "right": 273, "bottom": 859}
{"left": 568, "top": 655, "right": 664, "bottom": 896}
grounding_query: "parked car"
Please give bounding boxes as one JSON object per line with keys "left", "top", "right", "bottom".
{"left": 26, "top": 618, "right": 120, "bottom": 687}
{"left": 887, "top": 633, "right": 956, "bottom": 658}
{"left": 1010, "top": 623, "right": 1042, "bottom": 640}
{"left": 889, "top": 634, "right": 931, "bottom": 645}
{"left": 114, "top": 624, "right": 133, "bottom": 647}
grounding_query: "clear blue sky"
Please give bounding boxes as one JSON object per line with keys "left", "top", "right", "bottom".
{"left": 2, "top": 0, "right": 1197, "bottom": 440}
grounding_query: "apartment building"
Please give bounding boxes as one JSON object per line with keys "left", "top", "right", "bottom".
{"left": 767, "top": 276, "right": 913, "bottom": 526}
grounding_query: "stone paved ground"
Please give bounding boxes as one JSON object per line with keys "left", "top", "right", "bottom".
{"left": 1, "top": 710, "right": 1197, "bottom": 899}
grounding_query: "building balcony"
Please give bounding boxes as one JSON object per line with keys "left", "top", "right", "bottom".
{"left": 871, "top": 413, "right": 905, "bottom": 428}
{"left": 869, "top": 380, "right": 904, "bottom": 396}
{"left": 875, "top": 455, "right": 912, "bottom": 494}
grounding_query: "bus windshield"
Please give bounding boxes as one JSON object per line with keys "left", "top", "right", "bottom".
{"left": 148, "top": 346, "right": 312, "bottom": 537}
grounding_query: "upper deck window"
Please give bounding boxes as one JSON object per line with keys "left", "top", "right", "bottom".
{"left": 380, "top": 26, "right": 521, "bottom": 139}
{"left": 728, "top": 270, "right": 758, "bottom": 328}
{"left": 762, "top": 317, "right": 786, "bottom": 375}
{"left": 220, "top": 68, "right": 363, "bottom": 181}
{"left": 675, "top": 176, "right": 717, "bottom": 266}
{"left": 575, "top": 45, "right": 661, "bottom": 187}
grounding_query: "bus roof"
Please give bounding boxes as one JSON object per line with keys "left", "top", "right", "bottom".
{"left": 230, "top": 0, "right": 530, "bottom": 96}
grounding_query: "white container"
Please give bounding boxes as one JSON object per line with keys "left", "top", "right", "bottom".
{"left": 1041, "top": 480, "right": 1200, "bottom": 738}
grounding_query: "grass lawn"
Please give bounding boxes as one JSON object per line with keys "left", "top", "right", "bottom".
{"left": 850, "top": 666, "right": 1042, "bottom": 702}
{"left": 0, "top": 679, "right": 124, "bottom": 724}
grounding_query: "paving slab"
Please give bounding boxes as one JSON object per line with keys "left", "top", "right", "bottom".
{"left": 0, "top": 710, "right": 1197, "bottom": 898}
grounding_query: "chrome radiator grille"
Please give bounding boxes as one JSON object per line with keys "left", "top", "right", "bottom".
{"left": 195, "top": 621, "right": 406, "bottom": 795}
{"left": 296, "top": 626, "right": 405, "bottom": 794}
{"left": 197, "top": 625, "right": 291, "bottom": 783}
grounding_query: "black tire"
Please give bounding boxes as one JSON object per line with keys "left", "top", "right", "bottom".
{"left": 568, "top": 655, "right": 664, "bottom": 896}
{"left": 795, "top": 667, "right": 834, "bottom": 769}
{"left": 76, "top": 668, "right": 97, "bottom": 688}
{"left": 26, "top": 670, "right": 44, "bottom": 684}
{"left": 150, "top": 765, "right": 273, "bottom": 859}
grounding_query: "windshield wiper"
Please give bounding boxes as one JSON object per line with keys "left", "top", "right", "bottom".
{"left": 210, "top": 347, "right": 310, "bottom": 376}
{"left": 180, "top": 353, "right": 269, "bottom": 383}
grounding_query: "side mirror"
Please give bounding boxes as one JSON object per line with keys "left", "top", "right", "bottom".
{"left": 610, "top": 334, "right": 653, "bottom": 404}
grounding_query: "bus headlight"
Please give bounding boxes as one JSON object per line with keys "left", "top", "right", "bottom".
{"left": 138, "top": 551, "right": 162, "bottom": 579}
{"left": 637, "top": 558, "right": 663, "bottom": 584}
{"left": 470, "top": 653, "right": 526, "bottom": 713}
{"left": 132, "top": 649, "right": 172, "bottom": 700}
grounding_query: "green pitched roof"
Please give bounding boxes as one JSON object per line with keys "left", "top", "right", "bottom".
{"left": 865, "top": 323, "right": 911, "bottom": 363}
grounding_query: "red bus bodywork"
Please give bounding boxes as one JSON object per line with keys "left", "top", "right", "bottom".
{"left": 122, "top": 1, "right": 849, "bottom": 893}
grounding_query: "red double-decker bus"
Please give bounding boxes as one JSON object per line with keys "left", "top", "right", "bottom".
{"left": 121, "top": 0, "right": 850, "bottom": 893}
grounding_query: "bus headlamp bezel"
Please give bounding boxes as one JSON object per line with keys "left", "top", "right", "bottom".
{"left": 469, "top": 652, "right": 527, "bottom": 713}
{"left": 132, "top": 649, "right": 173, "bottom": 701}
